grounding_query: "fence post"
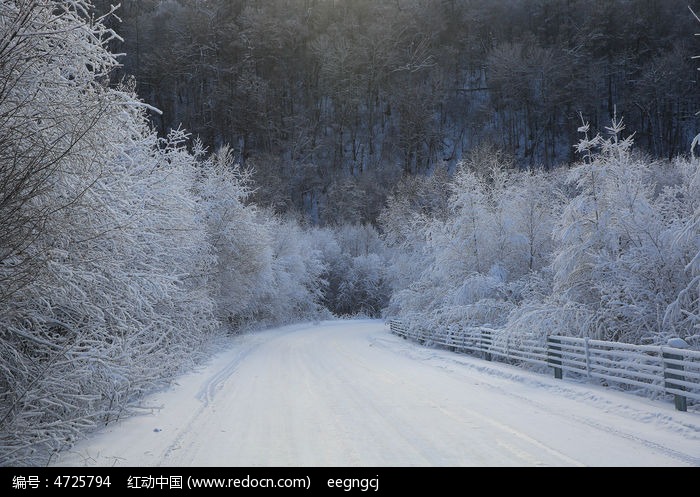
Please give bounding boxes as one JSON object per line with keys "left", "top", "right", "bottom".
{"left": 481, "top": 329, "right": 492, "bottom": 361}
{"left": 547, "top": 336, "right": 563, "bottom": 379}
{"left": 390, "top": 320, "right": 406, "bottom": 339}
{"left": 584, "top": 337, "right": 591, "bottom": 378}
{"left": 663, "top": 338, "right": 689, "bottom": 412}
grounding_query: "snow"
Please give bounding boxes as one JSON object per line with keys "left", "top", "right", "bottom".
{"left": 52, "top": 320, "right": 700, "bottom": 467}
{"left": 667, "top": 338, "right": 690, "bottom": 349}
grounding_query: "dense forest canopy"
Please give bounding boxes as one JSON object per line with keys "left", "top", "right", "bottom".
{"left": 95, "top": 0, "right": 700, "bottom": 224}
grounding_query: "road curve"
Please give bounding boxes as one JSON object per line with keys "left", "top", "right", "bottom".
{"left": 54, "top": 320, "right": 700, "bottom": 467}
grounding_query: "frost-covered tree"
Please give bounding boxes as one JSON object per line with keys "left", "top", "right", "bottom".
{"left": 663, "top": 6, "right": 700, "bottom": 344}
{"left": 197, "top": 148, "right": 329, "bottom": 326}
{"left": 263, "top": 216, "right": 327, "bottom": 323}
{"left": 662, "top": 157, "right": 700, "bottom": 345}
{"left": 387, "top": 151, "right": 558, "bottom": 317}
{"left": 331, "top": 224, "right": 390, "bottom": 317}
{"left": 380, "top": 170, "right": 451, "bottom": 312}
{"left": 0, "top": 0, "right": 122, "bottom": 304}
{"left": 384, "top": 115, "right": 700, "bottom": 348}
{"left": 0, "top": 1, "right": 217, "bottom": 465}
{"left": 308, "top": 224, "right": 390, "bottom": 318}
{"left": 193, "top": 144, "right": 274, "bottom": 325}
{"left": 549, "top": 117, "right": 694, "bottom": 342}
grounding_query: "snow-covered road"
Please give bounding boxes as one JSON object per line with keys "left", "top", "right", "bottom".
{"left": 53, "top": 320, "right": 700, "bottom": 467}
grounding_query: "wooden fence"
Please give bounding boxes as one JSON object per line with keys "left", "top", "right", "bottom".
{"left": 388, "top": 320, "right": 700, "bottom": 411}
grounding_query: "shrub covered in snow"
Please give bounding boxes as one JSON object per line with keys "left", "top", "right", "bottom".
{"left": 384, "top": 118, "right": 700, "bottom": 350}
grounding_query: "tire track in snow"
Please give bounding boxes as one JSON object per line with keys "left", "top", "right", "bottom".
{"left": 160, "top": 336, "right": 267, "bottom": 463}
{"left": 196, "top": 339, "right": 259, "bottom": 406}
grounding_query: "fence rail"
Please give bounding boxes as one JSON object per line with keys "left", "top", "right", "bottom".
{"left": 388, "top": 320, "right": 700, "bottom": 411}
